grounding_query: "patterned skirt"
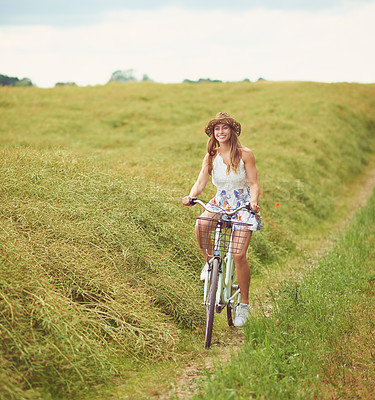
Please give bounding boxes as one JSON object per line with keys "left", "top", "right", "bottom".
{"left": 206, "top": 188, "right": 261, "bottom": 231}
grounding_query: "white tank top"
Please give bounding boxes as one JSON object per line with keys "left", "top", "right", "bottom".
{"left": 212, "top": 153, "right": 249, "bottom": 191}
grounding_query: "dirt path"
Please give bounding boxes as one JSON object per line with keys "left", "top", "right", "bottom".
{"left": 160, "top": 158, "right": 375, "bottom": 400}
{"left": 160, "top": 327, "right": 246, "bottom": 400}
{"left": 351, "top": 160, "right": 375, "bottom": 210}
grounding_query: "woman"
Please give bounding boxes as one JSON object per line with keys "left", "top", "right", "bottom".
{"left": 181, "top": 112, "right": 261, "bottom": 327}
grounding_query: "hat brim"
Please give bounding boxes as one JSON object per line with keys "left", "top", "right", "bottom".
{"left": 205, "top": 117, "right": 241, "bottom": 137}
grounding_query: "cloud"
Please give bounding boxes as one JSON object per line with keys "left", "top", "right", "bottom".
{"left": 1, "top": 0, "right": 374, "bottom": 25}
{"left": 1, "top": 2, "right": 374, "bottom": 87}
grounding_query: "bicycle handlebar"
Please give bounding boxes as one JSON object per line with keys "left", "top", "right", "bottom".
{"left": 189, "top": 197, "right": 257, "bottom": 216}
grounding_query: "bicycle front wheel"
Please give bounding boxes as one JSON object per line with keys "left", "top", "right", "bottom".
{"left": 205, "top": 258, "right": 219, "bottom": 349}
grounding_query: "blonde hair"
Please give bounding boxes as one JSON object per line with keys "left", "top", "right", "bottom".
{"left": 207, "top": 127, "right": 242, "bottom": 175}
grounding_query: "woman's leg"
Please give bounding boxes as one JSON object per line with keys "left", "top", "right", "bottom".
{"left": 232, "top": 230, "right": 252, "bottom": 304}
{"left": 195, "top": 211, "right": 217, "bottom": 261}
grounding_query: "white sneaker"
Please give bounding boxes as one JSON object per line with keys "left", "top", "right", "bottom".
{"left": 200, "top": 262, "right": 210, "bottom": 282}
{"left": 233, "top": 303, "right": 250, "bottom": 327}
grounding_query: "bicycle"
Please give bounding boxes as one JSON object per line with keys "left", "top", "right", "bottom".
{"left": 190, "top": 197, "right": 257, "bottom": 349}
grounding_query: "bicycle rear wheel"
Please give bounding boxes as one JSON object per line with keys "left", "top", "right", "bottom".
{"left": 204, "top": 258, "right": 219, "bottom": 349}
{"left": 227, "top": 284, "right": 241, "bottom": 327}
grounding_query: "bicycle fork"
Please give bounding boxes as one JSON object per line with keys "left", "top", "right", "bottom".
{"left": 203, "top": 224, "right": 240, "bottom": 308}
{"left": 203, "top": 257, "right": 221, "bottom": 304}
{"left": 203, "top": 222, "right": 222, "bottom": 305}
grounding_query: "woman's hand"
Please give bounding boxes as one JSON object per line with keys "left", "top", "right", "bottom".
{"left": 181, "top": 196, "right": 192, "bottom": 206}
{"left": 250, "top": 202, "right": 260, "bottom": 213}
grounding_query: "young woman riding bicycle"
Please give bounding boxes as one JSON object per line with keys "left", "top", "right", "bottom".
{"left": 181, "top": 112, "right": 261, "bottom": 327}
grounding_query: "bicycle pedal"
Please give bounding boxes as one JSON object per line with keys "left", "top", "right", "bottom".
{"left": 231, "top": 284, "right": 239, "bottom": 290}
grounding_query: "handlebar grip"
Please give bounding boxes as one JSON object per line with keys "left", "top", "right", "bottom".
{"left": 245, "top": 202, "right": 258, "bottom": 214}
{"left": 189, "top": 197, "right": 197, "bottom": 205}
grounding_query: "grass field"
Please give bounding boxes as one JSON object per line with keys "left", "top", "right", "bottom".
{"left": 194, "top": 188, "right": 375, "bottom": 400}
{"left": 0, "top": 80, "right": 375, "bottom": 399}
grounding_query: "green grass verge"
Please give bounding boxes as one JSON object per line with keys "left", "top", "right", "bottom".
{"left": 194, "top": 189, "right": 375, "bottom": 400}
{"left": 0, "top": 81, "right": 375, "bottom": 398}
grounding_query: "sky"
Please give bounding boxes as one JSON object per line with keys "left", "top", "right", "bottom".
{"left": 1, "top": 0, "right": 375, "bottom": 87}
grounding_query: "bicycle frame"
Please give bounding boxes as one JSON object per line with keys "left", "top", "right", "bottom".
{"left": 203, "top": 221, "right": 241, "bottom": 312}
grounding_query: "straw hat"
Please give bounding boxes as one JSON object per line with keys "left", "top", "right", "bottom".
{"left": 205, "top": 112, "right": 241, "bottom": 137}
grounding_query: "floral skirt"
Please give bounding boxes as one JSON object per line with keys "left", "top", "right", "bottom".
{"left": 206, "top": 188, "right": 261, "bottom": 231}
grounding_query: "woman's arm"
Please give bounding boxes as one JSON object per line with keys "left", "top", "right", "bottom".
{"left": 241, "top": 148, "right": 260, "bottom": 213}
{"left": 181, "top": 154, "right": 211, "bottom": 206}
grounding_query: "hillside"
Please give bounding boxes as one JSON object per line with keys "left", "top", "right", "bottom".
{"left": 0, "top": 81, "right": 374, "bottom": 399}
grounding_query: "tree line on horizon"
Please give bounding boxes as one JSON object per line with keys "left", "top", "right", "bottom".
{"left": 0, "top": 74, "right": 33, "bottom": 87}
{"left": 0, "top": 70, "right": 266, "bottom": 88}
{"left": 109, "top": 69, "right": 265, "bottom": 83}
